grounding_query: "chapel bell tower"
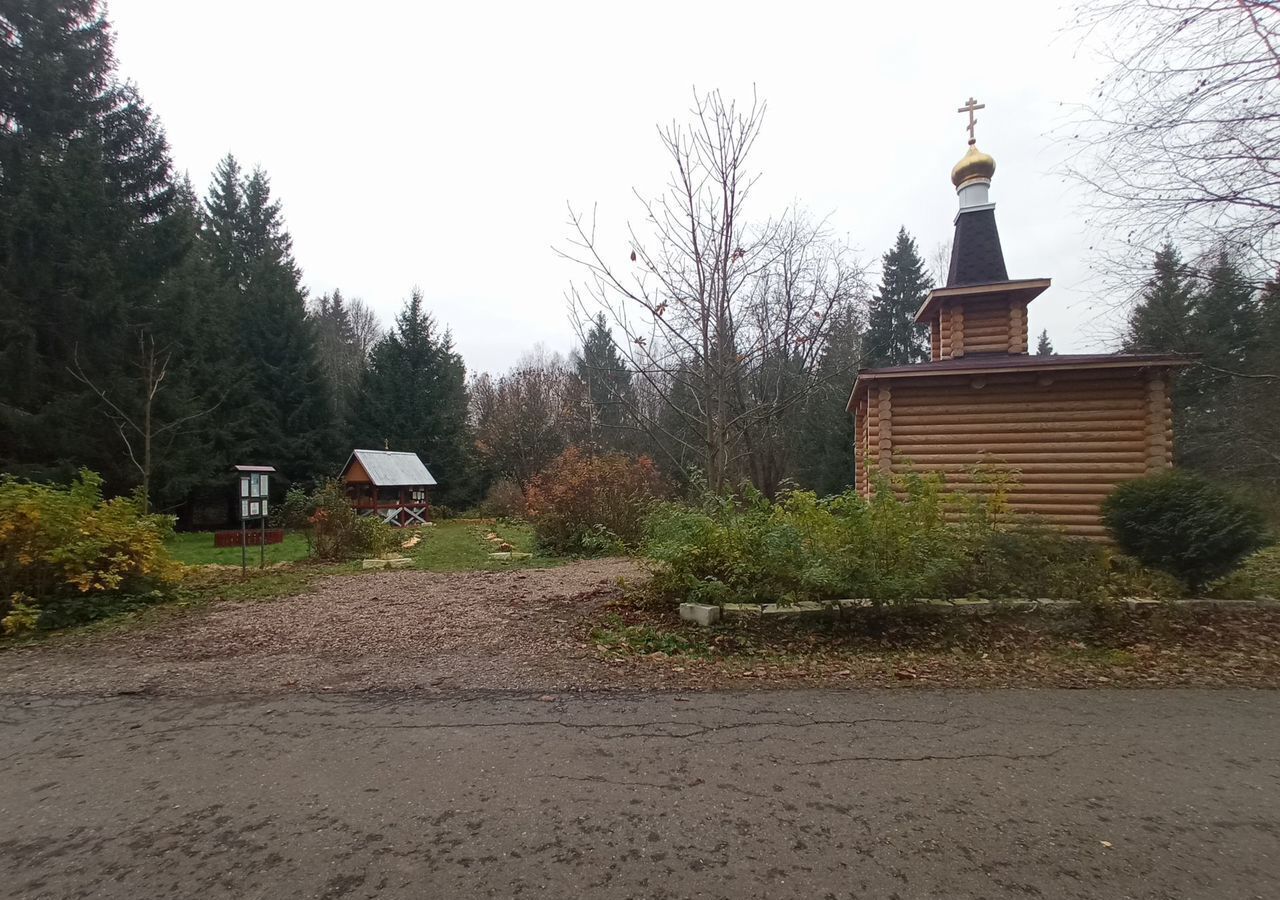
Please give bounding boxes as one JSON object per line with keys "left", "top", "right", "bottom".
{"left": 916, "top": 97, "right": 1050, "bottom": 361}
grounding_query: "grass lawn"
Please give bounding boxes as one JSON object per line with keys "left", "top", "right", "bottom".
{"left": 166, "top": 530, "right": 312, "bottom": 566}
{"left": 167, "top": 520, "right": 557, "bottom": 572}
{"left": 410, "top": 519, "right": 561, "bottom": 571}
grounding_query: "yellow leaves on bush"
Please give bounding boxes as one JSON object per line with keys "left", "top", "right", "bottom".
{"left": 0, "top": 470, "right": 179, "bottom": 632}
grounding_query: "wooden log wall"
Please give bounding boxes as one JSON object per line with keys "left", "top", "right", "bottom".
{"left": 877, "top": 386, "right": 893, "bottom": 475}
{"left": 948, "top": 304, "right": 964, "bottom": 358}
{"left": 854, "top": 367, "right": 1175, "bottom": 537}
{"left": 957, "top": 298, "right": 1025, "bottom": 355}
{"left": 855, "top": 396, "right": 870, "bottom": 495}
{"left": 931, "top": 297, "right": 1030, "bottom": 359}
{"left": 1007, "top": 299, "right": 1028, "bottom": 354}
{"left": 937, "top": 302, "right": 952, "bottom": 360}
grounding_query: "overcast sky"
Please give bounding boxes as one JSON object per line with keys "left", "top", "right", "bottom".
{"left": 107, "top": 0, "right": 1111, "bottom": 375}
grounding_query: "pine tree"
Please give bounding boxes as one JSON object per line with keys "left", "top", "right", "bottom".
{"left": 573, "top": 313, "right": 635, "bottom": 449}
{"left": 864, "top": 227, "right": 931, "bottom": 367}
{"left": 1035, "top": 330, "right": 1054, "bottom": 356}
{"left": 355, "top": 290, "right": 477, "bottom": 506}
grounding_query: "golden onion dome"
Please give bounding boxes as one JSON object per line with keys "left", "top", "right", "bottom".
{"left": 951, "top": 143, "right": 996, "bottom": 188}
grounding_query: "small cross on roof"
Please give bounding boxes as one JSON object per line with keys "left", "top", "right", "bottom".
{"left": 957, "top": 96, "right": 985, "bottom": 145}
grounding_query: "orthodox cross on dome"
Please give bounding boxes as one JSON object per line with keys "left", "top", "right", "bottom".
{"left": 957, "top": 96, "right": 985, "bottom": 145}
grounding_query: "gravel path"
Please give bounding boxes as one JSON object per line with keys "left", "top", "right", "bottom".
{"left": 0, "top": 559, "right": 647, "bottom": 696}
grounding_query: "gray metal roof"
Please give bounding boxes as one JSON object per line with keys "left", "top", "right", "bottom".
{"left": 343, "top": 449, "right": 437, "bottom": 487}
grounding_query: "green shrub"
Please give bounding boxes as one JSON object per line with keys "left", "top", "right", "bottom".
{"left": 0, "top": 470, "right": 180, "bottom": 634}
{"left": 948, "top": 523, "right": 1112, "bottom": 602}
{"left": 643, "top": 474, "right": 1142, "bottom": 607}
{"left": 524, "top": 448, "right": 666, "bottom": 554}
{"left": 1210, "top": 543, "right": 1280, "bottom": 600}
{"left": 307, "top": 480, "right": 396, "bottom": 561}
{"left": 277, "top": 487, "right": 316, "bottom": 553}
{"left": 1102, "top": 471, "right": 1269, "bottom": 592}
{"left": 646, "top": 476, "right": 980, "bottom": 605}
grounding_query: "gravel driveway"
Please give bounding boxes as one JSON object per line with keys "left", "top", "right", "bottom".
{"left": 0, "top": 559, "right": 646, "bottom": 696}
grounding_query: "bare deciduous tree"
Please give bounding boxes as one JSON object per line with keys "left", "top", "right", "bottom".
{"left": 929, "top": 241, "right": 951, "bottom": 288}
{"left": 561, "top": 88, "right": 865, "bottom": 493}
{"left": 1066, "top": 0, "right": 1280, "bottom": 288}
{"left": 348, "top": 297, "right": 383, "bottom": 364}
{"left": 69, "top": 331, "right": 219, "bottom": 513}
{"left": 471, "top": 347, "right": 587, "bottom": 487}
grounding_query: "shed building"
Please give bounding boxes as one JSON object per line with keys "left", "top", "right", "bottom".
{"left": 849, "top": 124, "right": 1187, "bottom": 538}
{"left": 339, "top": 449, "right": 437, "bottom": 526}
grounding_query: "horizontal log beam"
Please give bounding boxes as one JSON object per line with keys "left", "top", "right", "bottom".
{"left": 901, "top": 463, "right": 1147, "bottom": 475}
{"left": 894, "top": 439, "right": 1147, "bottom": 452}
{"left": 891, "top": 424, "right": 1146, "bottom": 438}
{"left": 889, "top": 401, "right": 1146, "bottom": 417}
{"left": 897, "top": 452, "right": 1146, "bottom": 463}
{"left": 892, "top": 408, "right": 1145, "bottom": 425}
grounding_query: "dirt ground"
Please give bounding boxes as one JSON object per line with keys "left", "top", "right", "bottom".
{"left": 0, "top": 559, "right": 650, "bottom": 696}
{"left": 3, "top": 558, "right": 1280, "bottom": 696}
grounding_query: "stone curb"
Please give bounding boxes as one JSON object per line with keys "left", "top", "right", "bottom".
{"left": 361, "top": 557, "right": 414, "bottom": 570}
{"left": 692, "top": 595, "right": 1280, "bottom": 625}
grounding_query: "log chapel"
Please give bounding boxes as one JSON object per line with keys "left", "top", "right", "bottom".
{"left": 848, "top": 100, "right": 1187, "bottom": 537}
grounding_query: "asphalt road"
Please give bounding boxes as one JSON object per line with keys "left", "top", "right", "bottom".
{"left": 2, "top": 689, "right": 1278, "bottom": 899}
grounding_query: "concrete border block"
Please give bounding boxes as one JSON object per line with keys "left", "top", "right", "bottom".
{"left": 679, "top": 603, "right": 721, "bottom": 626}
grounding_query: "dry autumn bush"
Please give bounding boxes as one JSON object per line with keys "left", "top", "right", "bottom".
{"left": 478, "top": 479, "right": 526, "bottom": 519}
{"left": 524, "top": 448, "right": 666, "bottom": 554}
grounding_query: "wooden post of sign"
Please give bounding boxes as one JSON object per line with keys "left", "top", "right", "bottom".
{"left": 260, "top": 516, "right": 266, "bottom": 569}
{"left": 241, "top": 518, "right": 247, "bottom": 577}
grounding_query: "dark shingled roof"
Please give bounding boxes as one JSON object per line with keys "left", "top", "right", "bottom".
{"left": 858, "top": 352, "right": 1190, "bottom": 378}
{"left": 846, "top": 352, "right": 1192, "bottom": 410}
{"left": 947, "top": 206, "right": 1008, "bottom": 287}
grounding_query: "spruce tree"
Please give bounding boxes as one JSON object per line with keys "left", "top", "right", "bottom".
{"left": 355, "top": 290, "right": 477, "bottom": 506}
{"left": 0, "top": 0, "right": 183, "bottom": 489}
{"left": 142, "top": 175, "right": 244, "bottom": 511}
{"left": 1194, "top": 251, "right": 1260, "bottom": 373}
{"left": 1122, "top": 244, "right": 1196, "bottom": 354}
{"left": 1035, "top": 330, "right": 1054, "bottom": 356}
{"left": 573, "top": 313, "right": 635, "bottom": 449}
{"left": 203, "top": 154, "right": 245, "bottom": 284}
{"left": 1177, "top": 250, "right": 1262, "bottom": 473}
{"left": 198, "top": 161, "right": 335, "bottom": 483}
{"left": 864, "top": 228, "right": 931, "bottom": 367}
{"left": 1235, "top": 275, "right": 1280, "bottom": 487}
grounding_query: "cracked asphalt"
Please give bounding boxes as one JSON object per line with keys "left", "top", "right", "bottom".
{"left": 3, "top": 689, "right": 1278, "bottom": 898}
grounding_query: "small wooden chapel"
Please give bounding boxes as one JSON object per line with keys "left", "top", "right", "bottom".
{"left": 848, "top": 100, "right": 1187, "bottom": 538}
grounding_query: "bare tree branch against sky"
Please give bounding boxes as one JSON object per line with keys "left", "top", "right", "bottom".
{"left": 105, "top": 0, "right": 1114, "bottom": 372}
{"left": 1065, "top": 0, "right": 1280, "bottom": 301}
